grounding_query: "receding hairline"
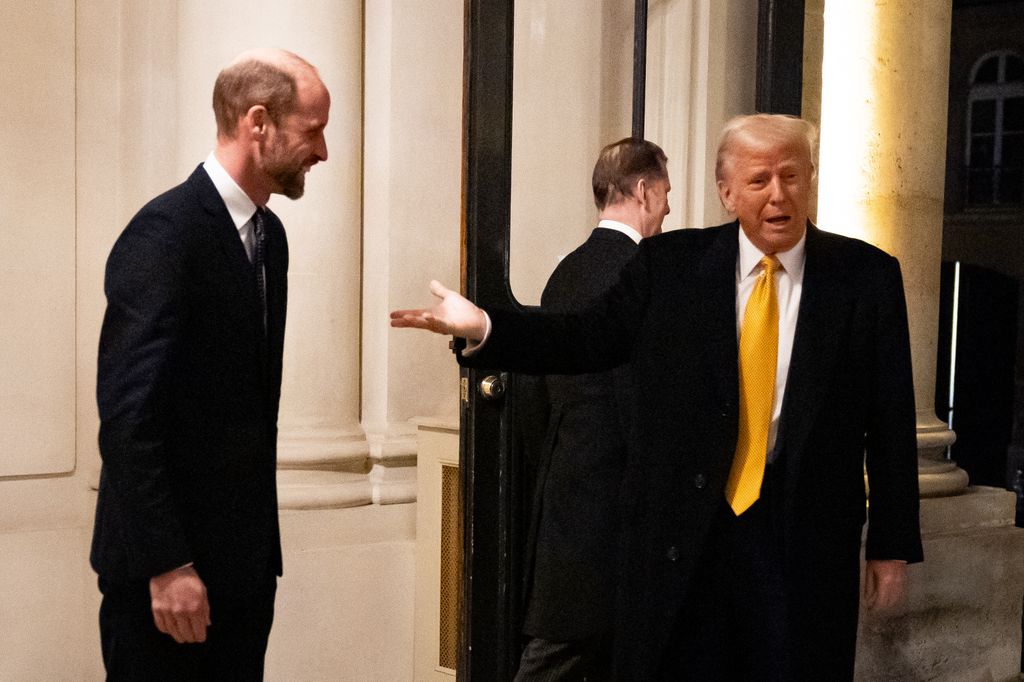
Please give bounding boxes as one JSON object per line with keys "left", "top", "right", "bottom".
{"left": 212, "top": 48, "right": 327, "bottom": 139}
{"left": 715, "top": 114, "right": 817, "bottom": 181}
{"left": 226, "top": 47, "right": 319, "bottom": 80}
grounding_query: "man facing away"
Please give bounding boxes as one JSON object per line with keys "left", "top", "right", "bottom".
{"left": 392, "top": 114, "right": 922, "bottom": 681}
{"left": 515, "top": 137, "right": 669, "bottom": 682}
{"left": 92, "top": 48, "right": 329, "bottom": 680}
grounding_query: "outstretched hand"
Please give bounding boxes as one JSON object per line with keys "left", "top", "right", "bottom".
{"left": 390, "top": 280, "right": 488, "bottom": 340}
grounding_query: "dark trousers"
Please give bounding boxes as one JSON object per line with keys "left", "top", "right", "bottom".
{"left": 99, "top": 577, "right": 276, "bottom": 681}
{"left": 657, "top": 472, "right": 790, "bottom": 681}
{"left": 515, "top": 633, "right": 612, "bottom": 682}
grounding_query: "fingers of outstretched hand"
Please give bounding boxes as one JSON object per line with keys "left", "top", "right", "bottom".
{"left": 389, "top": 310, "right": 443, "bottom": 332}
{"left": 389, "top": 281, "right": 452, "bottom": 332}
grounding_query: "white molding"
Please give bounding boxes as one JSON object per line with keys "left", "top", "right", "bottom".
{"left": 277, "top": 470, "right": 373, "bottom": 510}
{"left": 276, "top": 428, "right": 370, "bottom": 470}
{"left": 369, "top": 430, "right": 419, "bottom": 505}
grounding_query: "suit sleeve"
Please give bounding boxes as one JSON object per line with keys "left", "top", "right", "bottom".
{"left": 863, "top": 256, "right": 924, "bottom": 563}
{"left": 96, "top": 210, "right": 193, "bottom": 577}
{"left": 462, "top": 242, "right": 653, "bottom": 375}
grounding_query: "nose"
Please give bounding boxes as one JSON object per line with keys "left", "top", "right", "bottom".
{"left": 314, "top": 132, "right": 328, "bottom": 163}
{"left": 767, "top": 175, "right": 784, "bottom": 202}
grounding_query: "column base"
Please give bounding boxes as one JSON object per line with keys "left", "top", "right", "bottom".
{"left": 274, "top": 427, "right": 420, "bottom": 508}
{"left": 277, "top": 469, "right": 373, "bottom": 510}
{"left": 277, "top": 428, "right": 370, "bottom": 469}
{"left": 856, "top": 487, "right": 1024, "bottom": 681}
{"left": 917, "top": 413, "right": 970, "bottom": 497}
{"left": 918, "top": 458, "right": 971, "bottom": 498}
{"left": 277, "top": 428, "right": 372, "bottom": 510}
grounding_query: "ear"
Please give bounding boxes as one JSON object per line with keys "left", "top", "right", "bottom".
{"left": 717, "top": 179, "right": 735, "bottom": 213}
{"left": 635, "top": 177, "right": 649, "bottom": 207}
{"left": 246, "top": 105, "right": 269, "bottom": 139}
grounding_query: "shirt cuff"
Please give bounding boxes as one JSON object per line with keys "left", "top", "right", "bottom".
{"left": 461, "top": 312, "right": 492, "bottom": 355}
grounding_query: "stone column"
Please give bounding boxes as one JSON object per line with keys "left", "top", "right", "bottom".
{"left": 176, "top": 0, "right": 370, "bottom": 509}
{"left": 816, "top": 0, "right": 968, "bottom": 496}
{"left": 362, "top": 0, "right": 463, "bottom": 505}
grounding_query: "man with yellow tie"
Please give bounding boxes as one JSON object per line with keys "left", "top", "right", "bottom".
{"left": 391, "top": 114, "right": 922, "bottom": 681}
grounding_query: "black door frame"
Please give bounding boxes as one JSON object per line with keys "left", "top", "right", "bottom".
{"left": 459, "top": 2, "right": 804, "bottom": 678}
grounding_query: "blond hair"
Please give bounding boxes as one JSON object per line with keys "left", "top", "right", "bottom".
{"left": 715, "top": 114, "right": 817, "bottom": 182}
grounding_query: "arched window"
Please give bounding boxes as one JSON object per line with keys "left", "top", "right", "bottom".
{"left": 966, "top": 51, "right": 1024, "bottom": 206}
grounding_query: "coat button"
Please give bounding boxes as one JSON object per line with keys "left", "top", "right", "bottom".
{"left": 666, "top": 546, "right": 680, "bottom": 562}
{"left": 693, "top": 473, "right": 707, "bottom": 490}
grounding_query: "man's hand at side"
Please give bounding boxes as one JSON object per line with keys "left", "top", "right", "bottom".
{"left": 390, "top": 280, "right": 488, "bottom": 340}
{"left": 862, "top": 559, "right": 907, "bottom": 613}
{"left": 149, "top": 565, "right": 211, "bottom": 643}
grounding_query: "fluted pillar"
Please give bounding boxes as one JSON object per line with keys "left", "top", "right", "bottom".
{"left": 175, "top": 1, "right": 370, "bottom": 509}
{"left": 817, "top": 0, "right": 968, "bottom": 496}
{"left": 362, "top": 0, "right": 462, "bottom": 505}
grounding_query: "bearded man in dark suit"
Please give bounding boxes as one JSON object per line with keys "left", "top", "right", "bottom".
{"left": 92, "top": 48, "right": 329, "bottom": 679}
{"left": 515, "top": 137, "right": 669, "bottom": 681}
{"left": 392, "top": 114, "right": 922, "bottom": 681}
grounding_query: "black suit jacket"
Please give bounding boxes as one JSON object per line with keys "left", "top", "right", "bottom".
{"left": 91, "top": 165, "right": 288, "bottom": 597}
{"left": 522, "top": 228, "right": 637, "bottom": 641}
{"left": 465, "top": 221, "right": 923, "bottom": 678}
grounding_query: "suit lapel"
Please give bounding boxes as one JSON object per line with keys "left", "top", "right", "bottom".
{"left": 188, "top": 166, "right": 264, "bottom": 328}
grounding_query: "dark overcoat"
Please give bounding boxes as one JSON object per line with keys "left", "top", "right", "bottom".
{"left": 466, "top": 221, "right": 923, "bottom": 679}
{"left": 523, "top": 227, "right": 637, "bottom": 641}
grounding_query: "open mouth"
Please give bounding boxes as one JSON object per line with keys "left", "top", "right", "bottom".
{"left": 766, "top": 215, "right": 790, "bottom": 225}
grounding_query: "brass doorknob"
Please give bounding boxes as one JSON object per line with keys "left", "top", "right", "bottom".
{"left": 479, "top": 374, "right": 506, "bottom": 400}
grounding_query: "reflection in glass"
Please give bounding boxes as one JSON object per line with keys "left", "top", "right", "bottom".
{"left": 509, "top": 0, "right": 634, "bottom": 305}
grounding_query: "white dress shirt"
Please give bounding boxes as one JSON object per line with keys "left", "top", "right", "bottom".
{"left": 735, "top": 226, "right": 806, "bottom": 456}
{"left": 597, "top": 219, "right": 643, "bottom": 245}
{"left": 202, "top": 152, "right": 259, "bottom": 261}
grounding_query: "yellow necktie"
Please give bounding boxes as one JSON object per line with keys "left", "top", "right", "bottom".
{"left": 726, "top": 255, "right": 779, "bottom": 516}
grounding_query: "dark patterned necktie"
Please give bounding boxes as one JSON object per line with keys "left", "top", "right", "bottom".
{"left": 253, "top": 208, "right": 267, "bottom": 332}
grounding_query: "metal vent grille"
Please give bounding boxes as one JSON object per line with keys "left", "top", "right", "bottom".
{"left": 438, "top": 464, "right": 462, "bottom": 670}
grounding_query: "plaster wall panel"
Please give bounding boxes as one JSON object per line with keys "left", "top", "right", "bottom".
{"left": 268, "top": 504, "right": 416, "bottom": 680}
{"left": 0, "top": 527, "right": 102, "bottom": 680}
{"left": 0, "top": 0, "right": 77, "bottom": 476}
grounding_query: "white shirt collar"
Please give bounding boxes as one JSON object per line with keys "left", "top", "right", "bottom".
{"left": 737, "top": 222, "right": 807, "bottom": 281}
{"left": 597, "top": 219, "right": 643, "bottom": 244}
{"left": 202, "top": 151, "right": 258, "bottom": 230}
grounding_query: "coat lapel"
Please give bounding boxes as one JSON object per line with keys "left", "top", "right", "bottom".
{"left": 778, "top": 224, "right": 847, "bottom": 494}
